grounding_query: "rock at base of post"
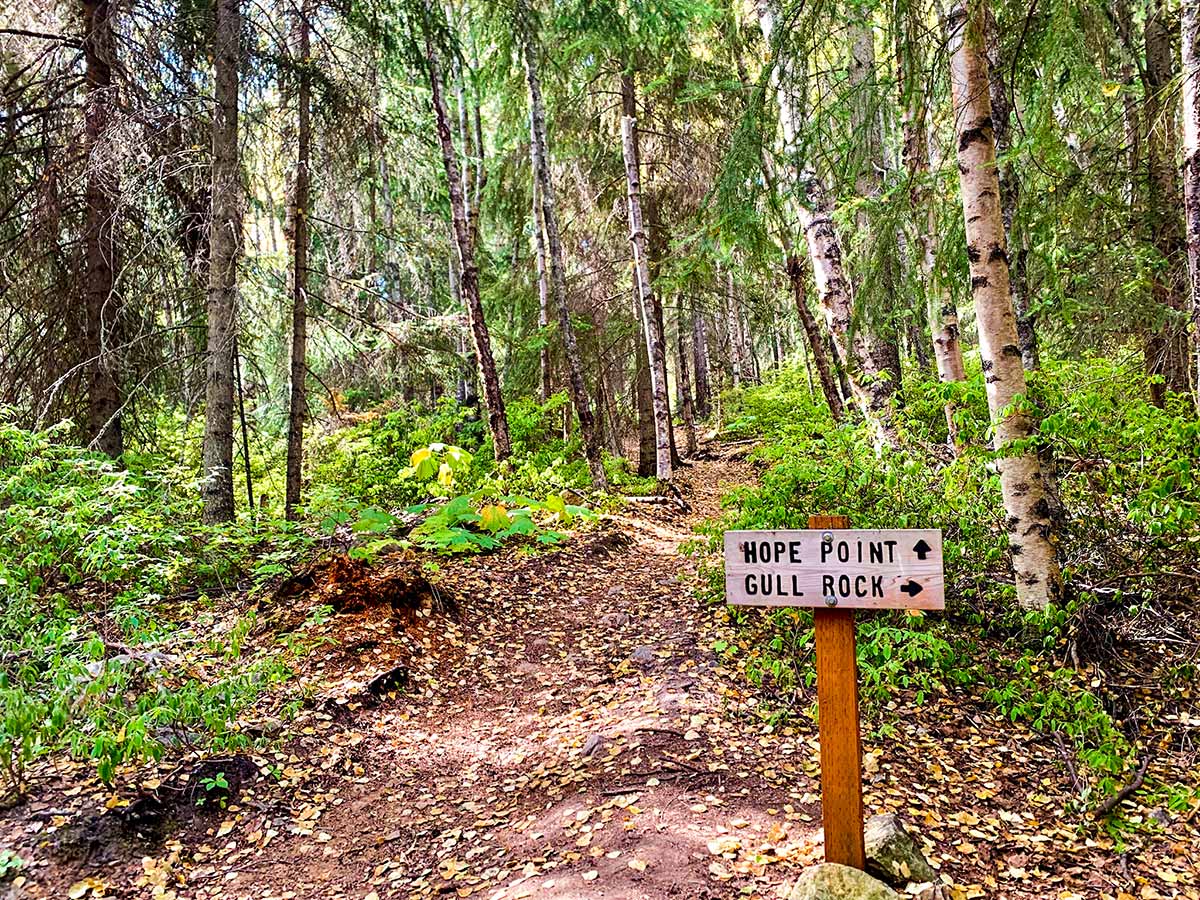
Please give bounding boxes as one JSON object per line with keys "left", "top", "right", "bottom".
{"left": 864, "top": 813, "right": 936, "bottom": 885}
{"left": 787, "top": 863, "right": 900, "bottom": 900}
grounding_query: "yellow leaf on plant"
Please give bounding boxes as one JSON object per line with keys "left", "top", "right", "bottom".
{"left": 479, "top": 504, "right": 511, "bottom": 532}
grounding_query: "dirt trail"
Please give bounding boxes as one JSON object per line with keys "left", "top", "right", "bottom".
{"left": 229, "top": 455, "right": 824, "bottom": 900}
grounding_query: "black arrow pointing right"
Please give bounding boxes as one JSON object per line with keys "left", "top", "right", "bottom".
{"left": 912, "top": 539, "right": 932, "bottom": 560}
{"left": 900, "top": 580, "right": 924, "bottom": 597}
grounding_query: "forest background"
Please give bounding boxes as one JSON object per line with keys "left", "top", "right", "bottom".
{"left": 1, "top": 0, "right": 1199, "bottom": 872}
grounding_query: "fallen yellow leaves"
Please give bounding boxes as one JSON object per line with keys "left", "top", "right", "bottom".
{"left": 68, "top": 878, "right": 109, "bottom": 899}
{"left": 707, "top": 835, "right": 742, "bottom": 855}
{"left": 440, "top": 858, "right": 468, "bottom": 879}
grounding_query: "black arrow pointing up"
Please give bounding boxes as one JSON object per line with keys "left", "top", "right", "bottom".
{"left": 900, "top": 580, "right": 924, "bottom": 597}
{"left": 912, "top": 539, "right": 932, "bottom": 560}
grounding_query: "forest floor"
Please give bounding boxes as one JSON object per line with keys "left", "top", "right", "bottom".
{"left": 3, "top": 452, "right": 1198, "bottom": 900}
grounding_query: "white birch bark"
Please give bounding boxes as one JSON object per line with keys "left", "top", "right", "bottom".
{"left": 621, "top": 109, "right": 672, "bottom": 481}
{"left": 523, "top": 27, "right": 608, "bottom": 488}
{"left": 726, "top": 270, "right": 742, "bottom": 387}
{"left": 1183, "top": 0, "right": 1200, "bottom": 413}
{"left": 756, "top": 0, "right": 900, "bottom": 449}
{"left": 899, "top": 0, "right": 965, "bottom": 447}
{"left": 948, "top": 0, "right": 1062, "bottom": 611}
{"left": 531, "top": 178, "right": 552, "bottom": 403}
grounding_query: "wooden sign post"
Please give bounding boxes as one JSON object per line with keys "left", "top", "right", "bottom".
{"left": 723, "top": 517, "right": 945, "bottom": 870}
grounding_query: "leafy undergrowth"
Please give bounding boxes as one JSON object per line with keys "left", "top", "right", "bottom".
{"left": 695, "top": 357, "right": 1200, "bottom": 832}
{"left": 307, "top": 392, "right": 656, "bottom": 522}
{"left": 0, "top": 421, "right": 320, "bottom": 802}
{"left": 0, "top": 394, "right": 619, "bottom": 803}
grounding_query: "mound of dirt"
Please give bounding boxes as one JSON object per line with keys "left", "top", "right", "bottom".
{"left": 272, "top": 553, "right": 436, "bottom": 615}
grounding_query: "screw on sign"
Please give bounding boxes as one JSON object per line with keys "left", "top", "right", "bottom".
{"left": 722, "top": 516, "right": 945, "bottom": 869}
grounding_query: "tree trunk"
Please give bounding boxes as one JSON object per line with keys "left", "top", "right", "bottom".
{"left": 635, "top": 313, "right": 655, "bottom": 476}
{"left": 1143, "top": 0, "right": 1190, "bottom": 404}
{"left": 423, "top": 5, "right": 511, "bottom": 459}
{"left": 82, "top": 0, "right": 123, "bottom": 458}
{"left": 848, "top": 14, "right": 904, "bottom": 394}
{"left": 948, "top": 0, "right": 1062, "bottom": 611}
{"left": 756, "top": 0, "right": 900, "bottom": 449}
{"left": 532, "top": 176, "right": 552, "bottom": 402}
{"left": 692, "top": 304, "right": 711, "bottom": 419}
{"left": 201, "top": 0, "right": 241, "bottom": 523}
{"left": 726, "top": 271, "right": 742, "bottom": 387}
{"left": 453, "top": 54, "right": 473, "bottom": 236}
{"left": 676, "top": 306, "right": 698, "bottom": 456}
{"left": 984, "top": 11, "right": 1038, "bottom": 370}
{"left": 796, "top": 187, "right": 901, "bottom": 448}
{"left": 786, "top": 255, "right": 844, "bottom": 420}
{"left": 643, "top": 194, "right": 681, "bottom": 465}
{"left": 523, "top": 30, "right": 607, "bottom": 487}
{"left": 620, "top": 75, "right": 671, "bottom": 481}
{"left": 1186, "top": 0, "right": 1200, "bottom": 412}
{"left": 899, "top": 0, "right": 965, "bottom": 447}
{"left": 757, "top": 148, "right": 844, "bottom": 421}
{"left": 284, "top": 0, "right": 311, "bottom": 520}
{"left": 660, "top": 293, "right": 682, "bottom": 468}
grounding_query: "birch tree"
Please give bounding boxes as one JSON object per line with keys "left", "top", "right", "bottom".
{"left": 846, "top": 10, "right": 903, "bottom": 393}
{"left": 898, "top": 0, "right": 965, "bottom": 446}
{"left": 1183, "top": 0, "right": 1200, "bottom": 413}
{"left": 755, "top": 0, "right": 900, "bottom": 448}
{"left": 757, "top": 144, "right": 845, "bottom": 420}
{"left": 201, "top": 0, "right": 242, "bottom": 523}
{"left": 948, "top": 0, "right": 1062, "bottom": 610}
{"left": 522, "top": 21, "right": 608, "bottom": 488}
{"left": 984, "top": 11, "right": 1037, "bottom": 371}
{"left": 532, "top": 179, "right": 552, "bottom": 402}
{"left": 621, "top": 74, "right": 671, "bottom": 481}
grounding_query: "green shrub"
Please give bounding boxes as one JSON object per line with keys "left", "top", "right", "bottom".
{"left": 698, "top": 357, "right": 1200, "bottom": 800}
{"left": 331, "top": 441, "right": 594, "bottom": 558}
{"left": 0, "top": 419, "right": 309, "bottom": 799}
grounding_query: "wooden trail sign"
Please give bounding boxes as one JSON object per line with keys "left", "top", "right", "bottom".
{"left": 723, "top": 516, "right": 945, "bottom": 870}
{"left": 724, "top": 527, "right": 945, "bottom": 610}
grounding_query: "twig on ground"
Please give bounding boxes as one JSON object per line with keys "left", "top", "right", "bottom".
{"left": 1093, "top": 755, "right": 1150, "bottom": 819}
{"left": 1052, "top": 731, "right": 1083, "bottom": 796}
